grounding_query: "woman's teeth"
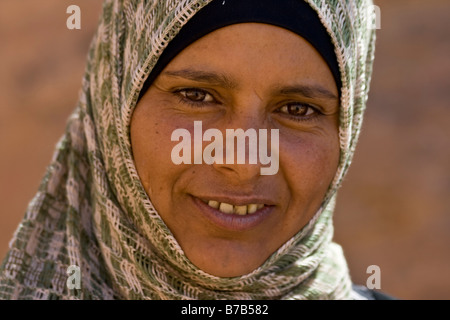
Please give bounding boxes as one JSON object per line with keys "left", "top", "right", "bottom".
{"left": 206, "top": 200, "right": 264, "bottom": 215}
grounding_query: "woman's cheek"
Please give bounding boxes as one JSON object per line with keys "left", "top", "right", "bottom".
{"left": 279, "top": 133, "right": 339, "bottom": 198}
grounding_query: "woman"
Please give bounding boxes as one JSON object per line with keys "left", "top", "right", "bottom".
{"left": 0, "top": 0, "right": 383, "bottom": 299}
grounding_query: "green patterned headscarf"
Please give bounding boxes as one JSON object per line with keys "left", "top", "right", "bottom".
{"left": 0, "top": 0, "right": 376, "bottom": 299}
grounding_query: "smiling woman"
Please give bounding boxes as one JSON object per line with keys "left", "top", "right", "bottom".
{"left": 0, "top": 0, "right": 381, "bottom": 300}
{"left": 131, "top": 22, "right": 340, "bottom": 278}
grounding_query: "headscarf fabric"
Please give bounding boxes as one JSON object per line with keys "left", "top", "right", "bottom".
{"left": 0, "top": 0, "right": 376, "bottom": 300}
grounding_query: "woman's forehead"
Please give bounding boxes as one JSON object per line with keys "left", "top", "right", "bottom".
{"left": 138, "top": 0, "right": 343, "bottom": 100}
{"left": 159, "top": 24, "right": 338, "bottom": 93}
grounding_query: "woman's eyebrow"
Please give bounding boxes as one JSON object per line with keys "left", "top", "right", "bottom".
{"left": 275, "top": 84, "right": 338, "bottom": 100}
{"left": 162, "top": 69, "right": 337, "bottom": 100}
{"left": 162, "top": 69, "right": 238, "bottom": 89}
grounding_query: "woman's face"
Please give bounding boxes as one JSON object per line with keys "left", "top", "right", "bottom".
{"left": 131, "top": 23, "right": 340, "bottom": 277}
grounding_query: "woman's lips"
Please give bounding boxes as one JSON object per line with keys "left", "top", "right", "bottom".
{"left": 201, "top": 199, "right": 264, "bottom": 215}
{"left": 191, "top": 195, "right": 275, "bottom": 232}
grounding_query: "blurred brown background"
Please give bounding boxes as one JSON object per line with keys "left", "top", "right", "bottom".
{"left": 0, "top": 0, "right": 449, "bottom": 300}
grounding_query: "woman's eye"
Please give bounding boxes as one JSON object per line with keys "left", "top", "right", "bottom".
{"left": 279, "top": 103, "right": 316, "bottom": 118}
{"left": 178, "top": 88, "right": 215, "bottom": 103}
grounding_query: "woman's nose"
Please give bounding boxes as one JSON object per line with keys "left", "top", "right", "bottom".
{"left": 212, "top": 128, "right": 264, "bottom": 182}
{"left": 210, "top": 114, "right": 279, "bottom": 181}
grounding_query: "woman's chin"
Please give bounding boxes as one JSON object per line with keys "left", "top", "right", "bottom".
{"left": 184, "top": 241, "right": 270, "bottom": 278}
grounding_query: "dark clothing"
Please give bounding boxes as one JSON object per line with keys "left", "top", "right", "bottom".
{"left": 352, "top": 284, "right": 397, "bottom": 300}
